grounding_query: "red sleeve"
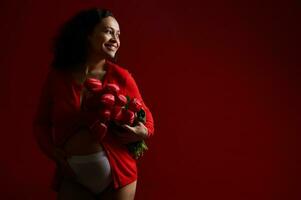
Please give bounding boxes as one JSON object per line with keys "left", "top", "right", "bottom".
{"left": 33, "top": 70, "right": 56, "bottom": 161}
{"left": 125, "top": 71, "right": 155, "bottom": 138}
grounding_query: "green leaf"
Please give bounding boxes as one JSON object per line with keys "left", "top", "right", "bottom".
{"left": 137, "top": 108, "right": 146, "bottom": 123}
{"left": 127, "top": 140, "right": 148, "bottom": 160}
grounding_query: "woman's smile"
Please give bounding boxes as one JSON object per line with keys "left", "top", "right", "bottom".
{"left": 105, "top": 43, "right": 118, "bottom": 51}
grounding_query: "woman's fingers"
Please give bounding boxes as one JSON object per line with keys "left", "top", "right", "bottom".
{"left": 122, "top": 122, "right": 145, "bottom": 134}
{"left": 114, "top": 130, "right": 140, "bottom": 144}
{"left": 111, "top": 122, "right": 147, "bottom": 144}
{"left": 123, "top": 122, "right": 148, "bottom": 139}
{"left": 121, "top": 124, "right": 135, "bottom": 133}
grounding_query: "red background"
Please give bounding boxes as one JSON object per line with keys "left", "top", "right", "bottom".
{"left": 1, "top": 0, "right": 300, "bottom": 199}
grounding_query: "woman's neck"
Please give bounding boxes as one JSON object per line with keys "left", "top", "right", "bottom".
{"left": 85, "top": 58, "right": 106, "bottom": 74}
{"left": 71, "top": 57, "right": 107, "bottom": 84}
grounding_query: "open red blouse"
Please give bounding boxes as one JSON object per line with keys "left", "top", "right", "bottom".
{"left": 33, "top": 60, "right": 154, "bottom": 192}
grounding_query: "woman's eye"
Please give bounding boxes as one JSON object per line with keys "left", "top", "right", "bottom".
{"left": 105, "top": 29, "right": 112, "bottom": 34}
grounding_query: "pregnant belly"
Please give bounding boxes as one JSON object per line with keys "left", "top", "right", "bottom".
{"left": 63, "top": 128, "right": 104, "bottom": 156}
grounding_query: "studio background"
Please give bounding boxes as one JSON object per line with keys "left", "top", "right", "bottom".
{"left": 0, "top": 0, "right": 300, "bottom": 199}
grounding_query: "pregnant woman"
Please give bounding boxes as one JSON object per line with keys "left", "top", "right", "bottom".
{"left": 33, "top": 8, "right": 154, "bottom": 200}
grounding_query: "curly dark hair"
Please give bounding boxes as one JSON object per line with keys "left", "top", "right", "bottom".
{"left": 51, "top": 8, "right": 114, "bottom": 71}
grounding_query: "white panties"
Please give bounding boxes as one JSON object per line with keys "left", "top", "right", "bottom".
{"left": 67, "top": 151, "right": 113, "bottom": 195}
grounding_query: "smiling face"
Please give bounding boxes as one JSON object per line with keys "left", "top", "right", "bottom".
{"left": 88, "top": 16, "right": 121, "bottom": 60}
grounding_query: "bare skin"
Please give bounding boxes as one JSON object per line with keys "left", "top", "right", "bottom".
{"left": 56, "top": 16, "right": 147, "bottom": 200}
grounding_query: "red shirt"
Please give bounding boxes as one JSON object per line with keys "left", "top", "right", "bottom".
{"left": 33, "top": 60, "right": 154, "bottom": 191}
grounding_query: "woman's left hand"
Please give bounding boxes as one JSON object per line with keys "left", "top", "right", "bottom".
{"left": 114, "top": 122, "right": 148, "bottom": 144}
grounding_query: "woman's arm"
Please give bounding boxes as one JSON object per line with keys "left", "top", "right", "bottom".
{"left": 124, "top": 71, "right": 155, "bottom": 138}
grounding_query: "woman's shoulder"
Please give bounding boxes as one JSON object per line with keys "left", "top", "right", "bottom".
{"left": 107, "top": 60, "right": 130, "bottom": 75}
{"left": 107, "top": 60, "right": 131, "bottom": 83}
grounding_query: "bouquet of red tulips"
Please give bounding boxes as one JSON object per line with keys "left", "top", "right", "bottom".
{"left": 82, "top": 77, "right": 148, "bottom": 159}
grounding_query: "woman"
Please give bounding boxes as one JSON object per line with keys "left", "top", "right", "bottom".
{"left": 33, "top": 8, "right": 154, "bottom": 200}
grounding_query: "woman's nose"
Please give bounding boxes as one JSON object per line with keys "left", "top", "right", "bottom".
{"left": 111, "top": 34, "right": 119, "bottom": 42}
{"left": 110, "top": 37, "right": 119, "bottom": 46}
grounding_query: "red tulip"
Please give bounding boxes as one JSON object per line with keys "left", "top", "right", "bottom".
{"left": 128, "top": 98, "right": 143, "bottom": 112}
{"left": 112, "top": 105, "right": 122, "bottom": 119}
{"left": 100, "top": 93, "right": 115, "bottom": 108}
{"left": 84, "top": 78, "right": 103, "bottom": 93}
{"left": 116, "top": 94, "right": 127, "bottom": 106}
{"left": 103, "top": 83, "right": 120, "bottom": 95}
{"left": 99, "top": 109, "right": 111, "bottom": 122}
{"left": 114, "top": 108, "right": 135, "bottom": 126}
{"left": 124, "top": 109, "right": 135, "bottom": 125}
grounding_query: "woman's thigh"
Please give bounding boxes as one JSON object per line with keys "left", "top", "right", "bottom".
{"left": 57, "top": 178, "right": 95, "bottom": 200}
{"left": 114, "top": 180, "right": 137, "bottom": 200}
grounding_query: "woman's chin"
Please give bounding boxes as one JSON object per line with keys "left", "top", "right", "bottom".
{"left": 97, "top": 50, "right": 116, "bottom": 61}
{"left": 104, "top": 52, "right": 116, "bottom": 60}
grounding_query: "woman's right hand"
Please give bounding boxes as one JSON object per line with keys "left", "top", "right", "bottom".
{"left": 53, "top": 147, "right": 77, "bottom": 179}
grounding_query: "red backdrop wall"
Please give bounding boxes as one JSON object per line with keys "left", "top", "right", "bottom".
{"left": 0, "top": 0, "right": 300, "bottom": 199}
